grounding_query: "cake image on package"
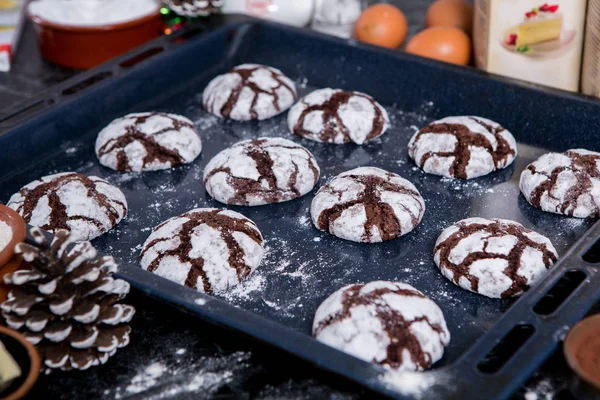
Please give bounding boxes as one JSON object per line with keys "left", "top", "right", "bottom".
{"left": 501, "top": 3, "right": 575, "bottom": 55}
{"left": 474, "top": 0, "right": 586, "bottom": 92}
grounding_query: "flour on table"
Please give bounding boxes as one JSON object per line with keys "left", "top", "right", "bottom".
{"left": 125, "top": 362, "right": 168, "bottom": 395}
{"left": 111, "top": 352, "right": 251, "bottom": 399}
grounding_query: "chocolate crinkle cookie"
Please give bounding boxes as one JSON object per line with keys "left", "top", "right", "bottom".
{"left": 434, "top": 218, "right": 558, "bottom": 298}
{"left": 519, "top": 149, "right": 600, "bottom": 218}
{"left": 95, "top": 112, "right": 202, "bottom": 172}
{"left": 140, "top": 208, "right": 264, "bottom": 294}
{"left": 7, "top": 172, "right": 127, "bottom": 241}
{"left": 164, "top": 0, "right": 224, "bottom": 17}
{"left": 287, "top": 88, "right": 390, "bottom": 145}
{"left": 203, "top": 138, "right": 320, "bottom": 206}
{"left": 203, "top": 64, "right": 297, "bottom": 121}
{"left": 310, "top": 167, "right": 425, "bottom": 243}
{"left": 313, "top": 281, "right": 450, "bottom": 372}
{"left": 408, "top": 116, "right": 517, "bottom": 179}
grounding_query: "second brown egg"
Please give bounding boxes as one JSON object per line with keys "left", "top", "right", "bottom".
{"left": 425, "top": 0, "right": 473, "bottom": 35}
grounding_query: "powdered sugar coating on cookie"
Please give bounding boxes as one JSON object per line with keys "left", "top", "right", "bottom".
{"left": 310, "top": 167, "right": 425, "bottom": 243}
{"left": 95, "top": 112, "right": 202, "bottom": 172}
{"left": 203, "top": 64, "right": 297, "bottom": 121}
{"left": 140, "top": 208, "right": 264, "bottom": 293}
{"left": 7, "top": 172, "right": 127, "bottom": 241}
{"left": 434, "top": 218, "right": 558, "bottom": 298}
{"left": 288, "top": 88, "right": 390, "bottom": 145}
{"left": 164, "top": 0, "right": 224, "bottom": 17}
{"left": 313, "top": 281, "right": 450, "bottom": 372}
{"left": 519, "top": 149, "right": 600, "bottom": 218}
{"left": 408, "top": 116, "right": 517, "bottom": 179}
{"left": 203, "top": 138, "right": 320, "bottom": 206}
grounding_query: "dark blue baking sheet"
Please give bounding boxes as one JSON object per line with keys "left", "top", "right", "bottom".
{"left": 1, "top": 16, "right": 600, "bottom": 399}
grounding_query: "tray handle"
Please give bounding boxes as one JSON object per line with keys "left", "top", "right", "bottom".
{"left": 415, "top": 220, "right": 600, "bottom": 400}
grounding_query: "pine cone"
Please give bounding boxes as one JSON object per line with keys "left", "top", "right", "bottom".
{"left": 0, "top": 228, "right": 135, "bottom": 372}
{"left": 164, "top": 0, "right": 224, "bottom": 17}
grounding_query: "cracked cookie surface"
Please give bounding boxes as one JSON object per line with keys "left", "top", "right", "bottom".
{"left": 408, "top": 116, "right": 517, "bottom": 179}
{"left": 95, "top": 112, "right": 202, "bottom": 172}
{"left": 310, "top": 167, "right": 424, "bottom": 243}
{"left": 288, "top": 88, "right": 390, "bottom": 145}
{"left": 140, "top": 208, "right": 264, "bottom": 294}
{"left": 313, "top": 281, "right": 450, "bottom": 372}
{"left": 203, "top": 64, "right": 296, "bottom": 121}
{"left": 7, "top": 172, "right": 127, "bottom": 241}
{"left": 203, "top": 138, "right": 320, "bottom": 206}
{"left": 519, "top": 149, "right": 600, "bottom": 218}
{"left": 434, "top": 218, "right": 558, "bottom": 298}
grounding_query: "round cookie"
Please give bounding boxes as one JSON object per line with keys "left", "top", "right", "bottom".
{"left": 140, "top": 208, "right": 264, "bottom": 293}
{"left": 202, "top": 64, "right": 297, "bottom": 121}
{"left": 408, "top": 116, "right": 517, "bottom": 179}
{"left": 313, "top": 281, "right": 450, "bottom": 372}
{"left": 7, "top": 172, "right": 127, "bottom": 241}
{"left": 519, "top": 149, "right": 600, "bottom": 218}
{"left": 288, "top": 88, "right": 390, "bottom": 145}
{"left": 310, "top": 167, "right": 425, "bottom": 243}
{"left": 95, "top": 112, "right": 202, "bottom": 172}
{"left": 203, "top": 138, "right": 320, "bottom": 206}
{"left": 434, "top": 218, "right": 558, "bottom": 298}
{"left": 163, "top": 0, "right": 224, "bottom": 17}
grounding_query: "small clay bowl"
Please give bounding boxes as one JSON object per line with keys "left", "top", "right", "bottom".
{"left": 0, "top": 205, "right": 26, "bottom": 303}
{"left": 28, "top": 5, "right": 164, "bottom": 69}
{"left": 0, "top": 326, "right": 41, "bottom": 400}
{"left": 564, "top": 314, "right": 600, "bottom": 399}
{"left": 0, "top": 205, "right": 25, "bottom": 269}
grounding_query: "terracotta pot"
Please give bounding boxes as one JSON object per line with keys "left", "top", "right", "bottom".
{"left": 28, "top": 6, "right": 164, "bottom": 69}
{"left": 564, "top": 314, "right": 600, "bottom": 399}
{"left": 0, "top": 205, "right": 25, "bottom": 303}
{"left": 0, "top": 326, "right": 41, "bottom": 400}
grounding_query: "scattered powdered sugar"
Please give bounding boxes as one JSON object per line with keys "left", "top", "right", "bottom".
{"left": 111, "top": 352, "right": 251, "bottom": 399}
{"left": 298, "top": 215, "right": 310, "bottom": 227}
{"left": 124, "top": 362, "right": 168, "bottom": 395}
{"left": 0, "top": 221, "right": 13, "bottom": 252}
{"left": 28, "top": 0, "right": 159, "bottom": 27}
{"left": 380, "top": 370, "right": 439, "bottom": 399}
{"left": 194, "top": 298, "right": 207, "bottom": 306}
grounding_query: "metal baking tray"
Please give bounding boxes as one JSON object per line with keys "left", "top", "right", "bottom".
{"left": 1, "top": 15, "right": 600, "bottom": 399}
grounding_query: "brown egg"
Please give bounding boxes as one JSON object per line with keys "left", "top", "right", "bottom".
{"left": 405, "top": 26, "right": 471, "bottom": 66}
{"left": 354, "top": 3, "right": 408, "bottom": 49}
{"left": 426, "top": 0, "right": 473, "bottom": 35}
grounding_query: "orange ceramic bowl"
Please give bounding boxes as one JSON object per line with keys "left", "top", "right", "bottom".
{"left": 0, "top": 205, "right": 25, "bottom": 269}
{"left": 0, "top": 204, "right": 26, "bottom": 303}
{"left": 0, "top": 326, "right": 41, "bottom": 400}
{"left": 564, "top": 314, "right": 600, "bottom": 392}
{"left": 28, "top": 6, "right": 164, "bottom": 69}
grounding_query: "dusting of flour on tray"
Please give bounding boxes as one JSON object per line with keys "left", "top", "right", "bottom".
{"left": 0, "top": 221, "right": 13, "bottom": 252}
{"left": 28, "top": 0, "right": 159, "bottom": 27}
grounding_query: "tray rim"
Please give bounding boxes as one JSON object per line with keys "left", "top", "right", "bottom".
{"left": 4, "top": 16, "right": 600, "bottom": 400}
